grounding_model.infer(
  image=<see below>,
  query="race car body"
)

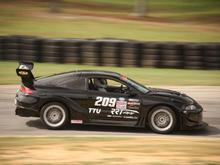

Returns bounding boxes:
[15,62,207,134]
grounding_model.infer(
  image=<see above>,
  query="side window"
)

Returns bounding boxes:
[36,73,86,90]
[88,77,130,94]
[107,79,121,87]
[70,77,86,90]
[56,76,86,90]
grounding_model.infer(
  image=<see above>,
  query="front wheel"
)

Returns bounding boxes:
[148,106,176,134]
[40,102,69,130]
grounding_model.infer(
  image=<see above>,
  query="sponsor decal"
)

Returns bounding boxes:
[107,114,137,119]
[111,108,139,115]
[19,65,29,70]
[127,105,139,110]
[107,114,122,118]
[127,102,140,106]
[108,108,139,119]
[18,71,28,76]
[89,108,101,114]
[123,116,138,119]
[118,97,125,101]
[111,108,123,115]
[128,98,139,102]
[71,120,83,124]
[127,99,140,110]
[123,109,139,115]
[116,100,127,110]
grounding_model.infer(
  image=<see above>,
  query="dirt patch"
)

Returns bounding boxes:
[0,136,220,164]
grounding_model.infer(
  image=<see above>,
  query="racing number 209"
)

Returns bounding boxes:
[95,96,116,107]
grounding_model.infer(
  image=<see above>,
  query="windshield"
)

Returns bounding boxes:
[120,75,149,94]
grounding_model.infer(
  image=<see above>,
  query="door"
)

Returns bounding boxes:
[85,77,142,126]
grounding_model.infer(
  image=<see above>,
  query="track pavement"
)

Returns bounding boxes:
[0,85,219,137]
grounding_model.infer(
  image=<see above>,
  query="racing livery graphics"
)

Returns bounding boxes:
[15,62,207,134]
[127,98,140,110]
[89,96,140,120]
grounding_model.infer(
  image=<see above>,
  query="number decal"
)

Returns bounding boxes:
[102,97,109,106]
[109,98,117,107]
[95,96,102,106]
[94,96,116,107]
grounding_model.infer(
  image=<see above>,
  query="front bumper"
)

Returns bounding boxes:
[186,121,208,130]
[181,109,208,130]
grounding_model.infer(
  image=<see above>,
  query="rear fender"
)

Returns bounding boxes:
[39,96,89,121]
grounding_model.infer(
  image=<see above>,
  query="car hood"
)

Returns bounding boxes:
[149,87,181,95]
[148,87,194,104]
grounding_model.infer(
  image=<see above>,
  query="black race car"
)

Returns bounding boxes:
[15,62,207,134]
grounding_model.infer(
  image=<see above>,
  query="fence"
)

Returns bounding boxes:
[0,35,219,69]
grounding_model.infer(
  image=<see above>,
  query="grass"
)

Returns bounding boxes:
[69,0,220,17]
[2,17,220,42]
[0,136,220,164]
[0,0,219,42]
[1,61,220,85]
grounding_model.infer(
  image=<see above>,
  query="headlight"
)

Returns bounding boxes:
[185,105,197,111]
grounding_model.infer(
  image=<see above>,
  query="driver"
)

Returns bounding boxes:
[94,78,107,92]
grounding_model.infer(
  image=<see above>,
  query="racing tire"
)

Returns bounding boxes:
[40,102,69,130]
[148,106,176,134]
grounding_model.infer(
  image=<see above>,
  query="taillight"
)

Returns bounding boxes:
[19,86,33,95]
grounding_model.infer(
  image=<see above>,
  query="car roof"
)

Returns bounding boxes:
[36,70,121,80]
[77,70,120,77]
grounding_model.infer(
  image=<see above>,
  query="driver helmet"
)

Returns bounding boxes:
[94,78,107,89]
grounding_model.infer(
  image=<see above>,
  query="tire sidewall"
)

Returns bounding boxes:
[148,106,176,134]
[40,102,69,130]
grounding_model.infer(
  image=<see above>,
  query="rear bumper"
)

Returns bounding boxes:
[15,92,40,117]
[16,107,39,117]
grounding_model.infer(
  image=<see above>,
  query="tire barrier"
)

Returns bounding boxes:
[0,35,219,69]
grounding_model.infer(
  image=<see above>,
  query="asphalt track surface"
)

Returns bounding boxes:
[0,85,219,137]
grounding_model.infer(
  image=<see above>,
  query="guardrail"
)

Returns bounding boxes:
[0,35,219,69]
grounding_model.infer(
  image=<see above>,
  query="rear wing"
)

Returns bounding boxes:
[16,62,35,89]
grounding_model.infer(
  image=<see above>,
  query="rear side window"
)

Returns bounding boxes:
[35,72,86,90]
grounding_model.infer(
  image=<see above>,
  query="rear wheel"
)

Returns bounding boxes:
[148,106,176,134]
[40,102,69,130]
